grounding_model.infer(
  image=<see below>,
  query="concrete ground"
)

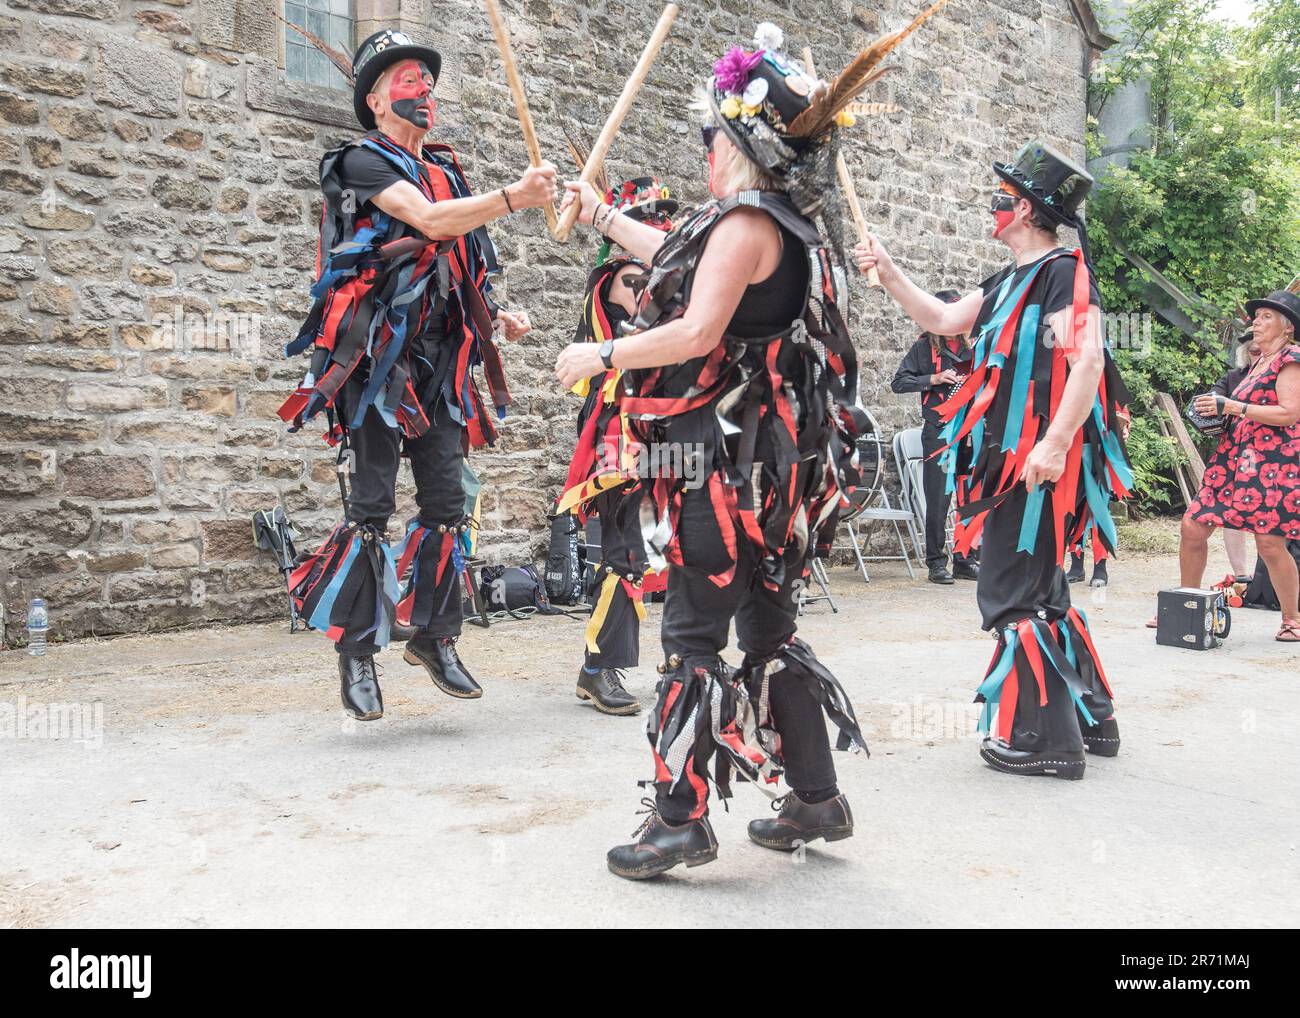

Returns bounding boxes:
[2,528,1296,928]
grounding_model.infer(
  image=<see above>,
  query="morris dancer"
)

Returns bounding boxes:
[856,140,1133,779]
[556,11,947,877]
[278,29,557,719]
[557,176,678,717]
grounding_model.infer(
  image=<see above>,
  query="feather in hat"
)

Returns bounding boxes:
[788,0,949,139]
[274,9,355,84]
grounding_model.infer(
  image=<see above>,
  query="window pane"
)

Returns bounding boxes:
[285,3,304,27]
[306,8,327,38]
[330,0,352,15]
[331,14,350,49]
[304,48,325,87]
[286,43,305,81]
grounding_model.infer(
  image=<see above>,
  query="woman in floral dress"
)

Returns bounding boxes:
[1182,289,1300,641]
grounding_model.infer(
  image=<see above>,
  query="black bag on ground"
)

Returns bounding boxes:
[544,511,586,605]
[479,565,555,616]
[1242,540,1300,611]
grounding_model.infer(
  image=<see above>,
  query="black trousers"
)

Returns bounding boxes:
[334,374,465,654]
[655,489,835,821]
[978,487,1114,753]
[921,419,974,568]
[582,488,642,670]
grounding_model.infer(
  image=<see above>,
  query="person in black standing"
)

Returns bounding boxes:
[890,289,979,583]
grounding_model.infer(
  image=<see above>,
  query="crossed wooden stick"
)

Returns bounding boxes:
[484,0,678,241]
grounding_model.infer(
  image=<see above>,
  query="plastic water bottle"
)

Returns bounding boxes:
[27,598,48,656]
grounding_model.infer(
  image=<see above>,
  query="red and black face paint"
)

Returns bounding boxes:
[388,59,436,130]
[990,184,1020,239]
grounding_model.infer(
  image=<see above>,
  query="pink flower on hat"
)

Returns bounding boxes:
[714,46,765,94]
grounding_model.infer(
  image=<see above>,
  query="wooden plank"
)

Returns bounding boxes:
[1155,411,1193,505]
[1154,391,1205,488]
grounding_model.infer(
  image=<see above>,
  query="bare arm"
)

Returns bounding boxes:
[560,180,667,264]
[1205,362,1300,427]
[599,208,671,264]
[853,234,981,336]
[370,161,557,242]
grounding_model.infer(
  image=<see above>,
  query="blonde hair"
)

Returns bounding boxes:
[1235,339,1255,369]
[691,84,779,196]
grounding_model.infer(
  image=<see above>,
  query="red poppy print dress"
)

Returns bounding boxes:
[1187,345,1300,538]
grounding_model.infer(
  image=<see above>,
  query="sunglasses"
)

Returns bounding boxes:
[701,125,718,150]
[990,192,1018,213]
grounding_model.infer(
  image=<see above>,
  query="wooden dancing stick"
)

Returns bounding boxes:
[484,0,559,235]
[553,3,679,242]
[803,46,880,287]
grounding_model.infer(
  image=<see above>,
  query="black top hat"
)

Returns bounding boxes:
[1244,290,1300,339]
[606,176,679,224]
[351,29,442,130]
[710,47,818,183]
[994,139,1093,229]
[1237,329,1254,344]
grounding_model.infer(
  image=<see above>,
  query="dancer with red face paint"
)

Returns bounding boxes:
[856,141,1133,780]
[279,30,557,720]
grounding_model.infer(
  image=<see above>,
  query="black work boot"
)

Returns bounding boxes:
[404,635,482,699]
[338,654,383,720]
[1082,716,1121,757]
[576,666,641,715]
[928,563,954,585]
[1090,559,1109,587]
[952,557,980,581]
[747,792,854,851]
[1066,554,1086,583]
[607,800,718,880]
[979,738,1085,779]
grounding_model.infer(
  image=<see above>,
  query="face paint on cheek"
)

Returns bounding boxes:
[992,209,1014,239]
[388,60,436,129]
[706,149,717,192]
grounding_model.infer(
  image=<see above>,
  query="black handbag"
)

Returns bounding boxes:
[1185,394,1228,437]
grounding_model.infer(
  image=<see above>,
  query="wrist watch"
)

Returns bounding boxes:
[598,339,615,370]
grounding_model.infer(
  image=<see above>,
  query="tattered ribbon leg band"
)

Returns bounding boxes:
[288,521,399,647]
[394,516,473,632]
[645,638,867,820]
[975,609,1115,747]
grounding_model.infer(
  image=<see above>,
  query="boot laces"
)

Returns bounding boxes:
[605,668,629,694]
[770,792,795,813]
[631,796,661,840]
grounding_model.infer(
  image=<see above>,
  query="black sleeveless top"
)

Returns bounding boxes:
[727,223,808,339]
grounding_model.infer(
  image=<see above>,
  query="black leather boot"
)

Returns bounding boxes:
[979,737,1085,779]
[606,801,718,880]
[928,563,954,584]
[747,792,854,851]
[1082,716,1120,757]
[338,654,383,720]
[404,636,482,699]
[952,558,980,581]
[1089,559,1109,587]
[576,666,640,715]
[1066,554,1085,583]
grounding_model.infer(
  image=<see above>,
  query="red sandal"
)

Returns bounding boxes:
[1277,620,1300,643]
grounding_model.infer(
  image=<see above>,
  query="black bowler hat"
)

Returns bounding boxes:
[1244,290,1300,338]
[351,29,441,130]
[1237,329,1254,344]
[994,139,1093,229]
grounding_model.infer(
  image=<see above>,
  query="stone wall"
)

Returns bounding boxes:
[0,0,1096,643]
